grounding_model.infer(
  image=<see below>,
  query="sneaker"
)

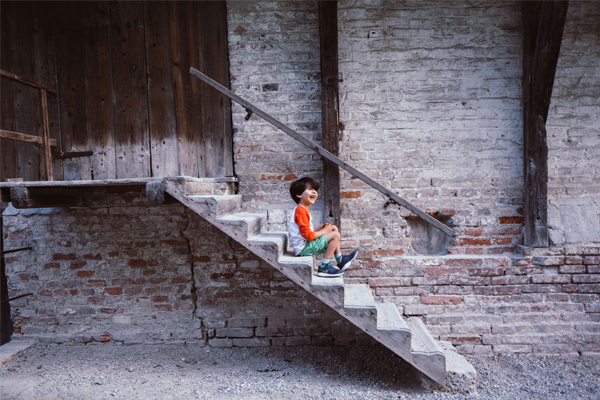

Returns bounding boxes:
[337,250,358,271]
[317,263,344,277]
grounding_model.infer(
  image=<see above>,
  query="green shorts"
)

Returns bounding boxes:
[298,235,329,257]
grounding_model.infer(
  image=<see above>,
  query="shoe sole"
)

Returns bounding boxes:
[317,271,344,277]
[338,252,358,272]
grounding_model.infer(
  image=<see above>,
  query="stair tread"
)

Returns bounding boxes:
[407,317,444,356]
[376,303,410,332]
[312,275,344,287]
[344,284,376,309]
[278,252,313,267]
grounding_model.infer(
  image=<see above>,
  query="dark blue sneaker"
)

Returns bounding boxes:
[317,262,344,277]
[337,250,358,271]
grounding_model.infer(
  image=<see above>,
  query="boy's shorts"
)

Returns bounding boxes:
[298,235,328,257]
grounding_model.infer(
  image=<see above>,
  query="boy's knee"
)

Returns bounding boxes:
[333,231,341,240]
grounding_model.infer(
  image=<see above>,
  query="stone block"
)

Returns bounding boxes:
[233,338,270,347]
[209,338,233,348]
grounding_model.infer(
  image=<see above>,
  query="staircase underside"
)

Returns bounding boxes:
[162,177,477,391]
[1,176,476,391]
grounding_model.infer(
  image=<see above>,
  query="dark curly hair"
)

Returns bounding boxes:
[289,177,320,204]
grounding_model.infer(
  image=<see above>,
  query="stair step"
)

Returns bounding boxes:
[186,195,241,217]
[246,232,287,259]
[407,317,444,356]
[376,303,410,332]
[312,274,344,287]
[218,212,266,238]
[344,284,376,310]
[278,252,314,285]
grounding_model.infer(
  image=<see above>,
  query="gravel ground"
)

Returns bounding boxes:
[1,343,599,399]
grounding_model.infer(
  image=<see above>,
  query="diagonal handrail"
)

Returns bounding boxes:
[190,67,453,237]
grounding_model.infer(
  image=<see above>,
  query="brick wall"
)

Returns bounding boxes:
[546,1,600,244]
[227,1,324,221]
[3,189,362,346]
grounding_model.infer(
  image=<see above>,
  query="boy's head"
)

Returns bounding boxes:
[290,177,320,204]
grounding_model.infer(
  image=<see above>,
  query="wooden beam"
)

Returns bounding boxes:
[0,69,57,94]
[190,67,454,237]
[319,1,341,229]
[40,90,53,181]
[0,129,58,147]
[522,1,568,247]
[10,186,83,209]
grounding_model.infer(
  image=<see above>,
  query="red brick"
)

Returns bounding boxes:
[565,256,583,265]
[194,256,211,262]
[130,278,146,285]
[260,174,283,181]
[18,273,39,280]
[583,256,600,265]
[559,265,586,274]
[83,253,102,260]
[123,249,138,257]
[364,261,381,269]
[171,276,189,284]
[103,287,123,295]
[425,267,464,276]
[81,289,95,296]
[88,297,105,305]
[152,295,169,303]
[88,279,106,286]
[464,228,483,236]
[546,293,569,302]
[468,268,503,277]
[129,259,147,267]
[107,251,119,257]
[111,279,129,286]
[135,241,154,248]
[445,258,482,267]
[493,237,512,245]
[284,174,297,181]
[447,336,481,344]
[589,265,600,274]
[69,261,87,270]
[340,191,361,198]
[124,287,142,295]
[421,295,461,305]
[143,269,157,276]
[562,284,578,293]
[161,240,188,247]
[69,290,78,296]
[465,248,484,255]
[491,275,530,285]
[77,270,95,278]
[149,277,168,284]
[151,304,172,311]
[174,302,192,310]
[499,216,524,224]
[368,278,411,287]
[53,289,68,296]
[44,263,60,269]
[487,227,522,235]
[53,253,76,261]
[493,286,521,295]
[531,275,572,284]
[148,260,159,267]
[572,275,600,283]
[372,249,404,256]
[455,238,491,246]
[115,241,134,248]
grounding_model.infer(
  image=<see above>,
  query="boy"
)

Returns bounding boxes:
[288,177,358,277]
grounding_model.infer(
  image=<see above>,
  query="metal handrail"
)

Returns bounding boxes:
[190,67,453,237]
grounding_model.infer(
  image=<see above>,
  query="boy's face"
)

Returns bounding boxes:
[297,186,318,206]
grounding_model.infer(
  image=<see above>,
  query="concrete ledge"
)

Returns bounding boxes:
[0,340,36,366]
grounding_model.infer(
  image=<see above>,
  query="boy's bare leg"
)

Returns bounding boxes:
[330,225,341,254]
[323,230,340,259]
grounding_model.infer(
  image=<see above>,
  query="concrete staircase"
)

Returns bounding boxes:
[163,177,476,390]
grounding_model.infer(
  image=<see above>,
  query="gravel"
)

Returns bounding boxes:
[1,343,599,399]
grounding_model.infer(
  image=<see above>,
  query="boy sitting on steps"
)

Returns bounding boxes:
[288,177,358,277]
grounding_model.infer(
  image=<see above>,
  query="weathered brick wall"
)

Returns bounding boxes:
[3,189,361,346]
[546,1,600,244]
[361,249,599,356]
[337,0,524,256]
[227,0,324,224]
